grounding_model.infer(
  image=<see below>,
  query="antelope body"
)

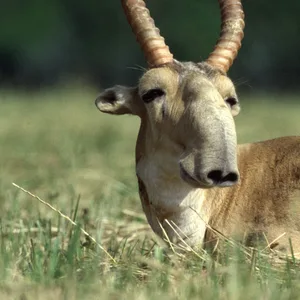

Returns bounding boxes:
[95,0,300,255]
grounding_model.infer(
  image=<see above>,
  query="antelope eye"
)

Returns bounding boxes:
[225,97,238,108]
[142,88,165,103]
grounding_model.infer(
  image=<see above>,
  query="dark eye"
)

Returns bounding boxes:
[225,97,238,108]
[142,88,165,103]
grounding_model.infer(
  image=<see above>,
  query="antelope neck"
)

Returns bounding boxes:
[136,151,213,247]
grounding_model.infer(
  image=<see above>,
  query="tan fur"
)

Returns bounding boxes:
[204,138,300,252]
[95,61,300,255]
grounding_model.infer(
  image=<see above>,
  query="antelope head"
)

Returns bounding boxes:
[96,0,245,189]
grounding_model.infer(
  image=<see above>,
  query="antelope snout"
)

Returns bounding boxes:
[198,168,239,187]
[179,157,239,188]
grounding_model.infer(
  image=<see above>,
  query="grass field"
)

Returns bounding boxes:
[0,87,300,299]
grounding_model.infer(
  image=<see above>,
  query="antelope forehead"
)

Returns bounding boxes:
[212,74,237,99]
[139,67,179,95]
[180,76,219,105]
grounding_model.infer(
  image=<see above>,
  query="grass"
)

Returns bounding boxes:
[0,86,300,299]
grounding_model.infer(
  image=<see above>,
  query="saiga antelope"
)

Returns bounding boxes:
[95,0,300,255]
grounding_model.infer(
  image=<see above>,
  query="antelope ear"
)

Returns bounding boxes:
[95,85,141,115]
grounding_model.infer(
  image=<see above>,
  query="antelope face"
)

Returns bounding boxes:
[95,0,244,189]
[96,61,240,188]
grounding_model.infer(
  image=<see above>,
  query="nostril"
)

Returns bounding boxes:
[206,170,239,185]
[223,172,239,183]
[207,170,223,183]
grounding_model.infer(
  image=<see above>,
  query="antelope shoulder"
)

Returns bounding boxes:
[208,136,300,253]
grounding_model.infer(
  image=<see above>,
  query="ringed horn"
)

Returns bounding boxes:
[121,0,245,72]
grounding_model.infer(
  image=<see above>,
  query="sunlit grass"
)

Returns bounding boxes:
[0,87,300,299]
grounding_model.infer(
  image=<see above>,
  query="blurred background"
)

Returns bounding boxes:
[1,0,300,92]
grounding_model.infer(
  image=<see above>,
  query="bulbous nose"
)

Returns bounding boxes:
[179,160,239,188]
[204,169,239,187]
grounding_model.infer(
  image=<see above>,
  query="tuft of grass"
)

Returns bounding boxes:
[0,87,300,299]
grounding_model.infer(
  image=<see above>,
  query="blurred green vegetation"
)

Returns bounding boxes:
[1,1,300,91]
